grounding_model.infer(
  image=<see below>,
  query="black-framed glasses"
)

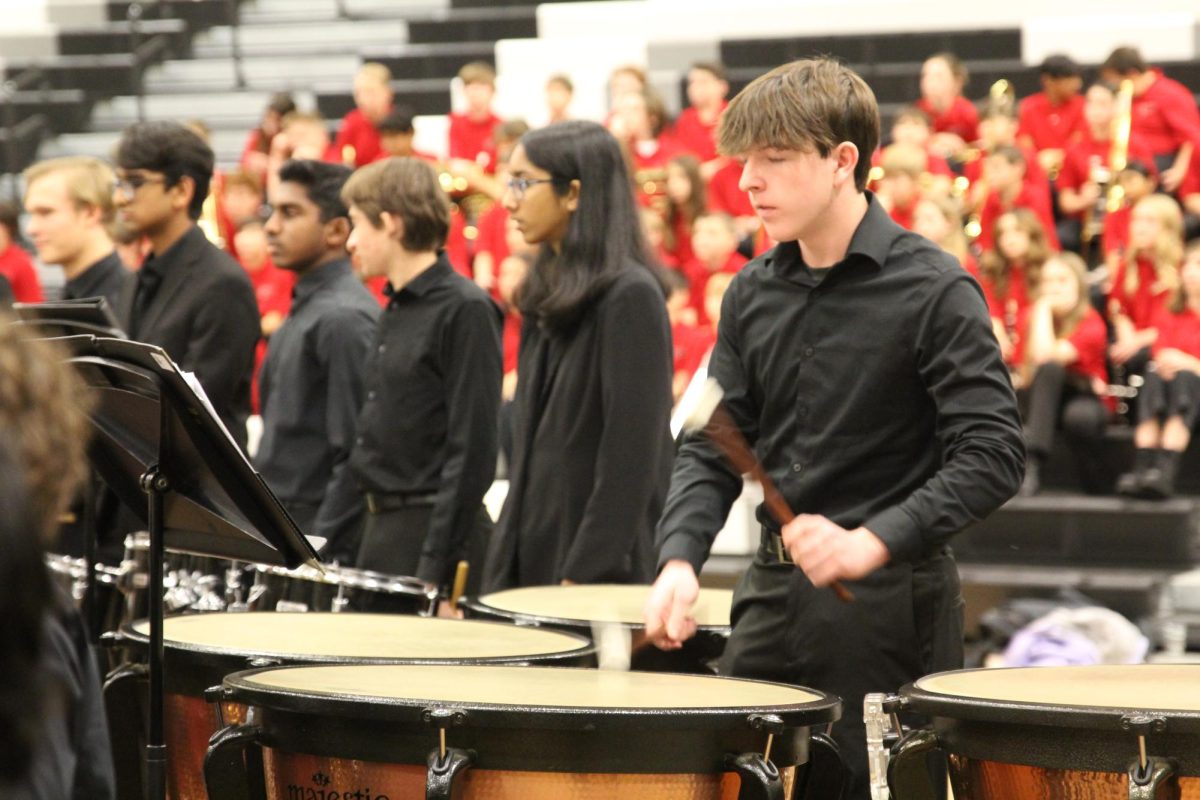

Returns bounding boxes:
[506,176,557,201]
[114,174,168,197]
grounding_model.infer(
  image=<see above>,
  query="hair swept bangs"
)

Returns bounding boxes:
[717,58,880,191]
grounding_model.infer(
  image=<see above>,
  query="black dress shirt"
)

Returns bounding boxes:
[254,258,379,532]
[346,253,502,584]
[116,225,259,450]
[61,252,130,311]
[657,195,1025,570]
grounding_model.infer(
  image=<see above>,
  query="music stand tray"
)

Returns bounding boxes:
[13,296,127,339]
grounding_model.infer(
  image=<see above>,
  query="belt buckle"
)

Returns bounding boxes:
[366,493,378,514]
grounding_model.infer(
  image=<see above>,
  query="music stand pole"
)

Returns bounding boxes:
[141,380,171,800]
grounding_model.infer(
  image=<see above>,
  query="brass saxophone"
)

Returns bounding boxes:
[1082,79,1134,252]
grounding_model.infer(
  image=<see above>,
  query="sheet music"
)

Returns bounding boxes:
[180,368,245,455]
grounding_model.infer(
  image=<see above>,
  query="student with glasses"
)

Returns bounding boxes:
[112,120,260,451]
[481,120,674,591]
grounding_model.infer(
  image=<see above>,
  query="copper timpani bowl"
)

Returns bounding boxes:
[887,664,1200,800]
[464,584,734,673]
[107,612,594,800]
[205,663,844,799]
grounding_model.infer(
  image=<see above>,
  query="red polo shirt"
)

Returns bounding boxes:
[333,108,385,167]
[977,183,1060,253]
[1110,254,1170,329]
[1017,92,1085,152]
[1153,305,1200,358]
[1131,70,1200,157]
[448,111,502,174]
[0,244,43,303]
[707,160,754,217]
[683,250,747,323]
[672,102,725,163]
[917,96,979,143]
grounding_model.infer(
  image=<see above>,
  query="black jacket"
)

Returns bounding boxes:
[116,226,259,450]
[483,265,674,590]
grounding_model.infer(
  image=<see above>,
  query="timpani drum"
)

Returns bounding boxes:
[106,613,594,800]
[885,665,1200,799]
[205,663,843,799]
[464,584,734,673]
[246,562,439,614]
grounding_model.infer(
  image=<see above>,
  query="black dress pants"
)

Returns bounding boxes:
[356,503,491,597]
[720,533,964,800]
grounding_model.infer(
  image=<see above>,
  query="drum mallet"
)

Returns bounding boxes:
[681,377,854,603]
[448,560,470,613]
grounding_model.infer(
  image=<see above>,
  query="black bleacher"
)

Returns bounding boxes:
[406,6,538,45]
[59,18,190,57]
[105,0,237,31]
[721,28,1023,69]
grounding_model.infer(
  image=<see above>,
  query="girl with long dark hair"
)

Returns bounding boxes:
[482,120,674,590]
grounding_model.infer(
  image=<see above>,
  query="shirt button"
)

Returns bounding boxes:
[367,391,376,400]
[378,344,386,354]
[804,347,814,357]
[356,436,364,445]
[792,463,804,473]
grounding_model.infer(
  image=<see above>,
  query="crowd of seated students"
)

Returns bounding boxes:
[871,45,1200,499]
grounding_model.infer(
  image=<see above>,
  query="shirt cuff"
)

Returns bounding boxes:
[862,505,924,563]
[656,532,708,575]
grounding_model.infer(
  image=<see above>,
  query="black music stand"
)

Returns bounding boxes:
[12,299,124,640]
[61,335,321,800]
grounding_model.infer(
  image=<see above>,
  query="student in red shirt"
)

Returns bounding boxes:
[672,62,731,180]
[663,154,706,266]
[265,112,339,196]
[496,251,531,404]
[876,143,927,230]
[240,92,297,183]
[663,269,715,402]
[606,64,648,119]
[1017,54,1085,178]
[333,63,393,168]
[976,145,1061,253]
[980,208,1052,363]
[610,88,677,211]
[0,203,43,303]
[1100,46,1200,194]
[1108,193,1184,374]
[1116,240,1200,498]
[1059,82,1159,254]
[448,61,503,176]
[913,195,979,278]
[917,52,979,160]
[544,74,573,126]
[1016,251,1111,495]
[966,100,1051,202]
[234,218,293,413]
[681,211,747,323]
[472,121,535,295]
[885,106,956,178]
[1101,160,1158,263]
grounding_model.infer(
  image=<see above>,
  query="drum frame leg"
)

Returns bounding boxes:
[425,746,475,800]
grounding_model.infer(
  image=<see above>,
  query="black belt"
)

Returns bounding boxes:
[764,528,794,565]
[365,491,439,514]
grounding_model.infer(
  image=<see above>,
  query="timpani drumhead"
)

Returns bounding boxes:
[129,612,592,662]
[240,663,822,710]
[473,584,732,628]
[913,665,1200,717]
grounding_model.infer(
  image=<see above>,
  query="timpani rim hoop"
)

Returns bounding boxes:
[466,583,733,632]
[904,665,1200,732]
[221,663,841,731]
[120,612,595,666]
[894,664,1200,775]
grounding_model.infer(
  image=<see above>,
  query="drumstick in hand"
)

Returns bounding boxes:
[681,378,854,603]
[449,560,470,612]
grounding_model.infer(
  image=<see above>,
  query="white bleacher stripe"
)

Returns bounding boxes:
[1022,13,1199,66]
